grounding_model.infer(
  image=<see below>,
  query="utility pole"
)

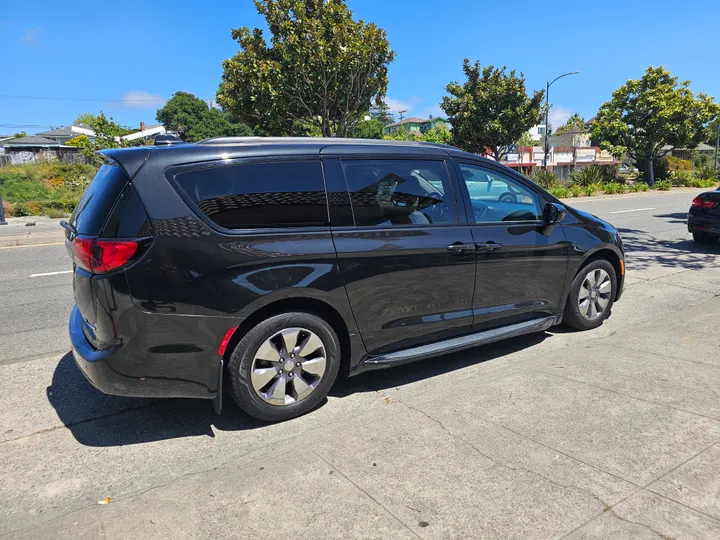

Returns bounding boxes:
[715,121,719,171]
[543,71,580,169]
[398,109,408,136]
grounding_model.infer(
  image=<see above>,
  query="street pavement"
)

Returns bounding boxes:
[1,189,719,539]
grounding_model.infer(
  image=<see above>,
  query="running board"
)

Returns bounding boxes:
[363,316,555,368]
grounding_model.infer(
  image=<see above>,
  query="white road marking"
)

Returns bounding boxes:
[31,270,73,277]
[608,207,656,214]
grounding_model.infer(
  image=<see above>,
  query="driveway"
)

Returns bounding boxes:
[1,189,719,539]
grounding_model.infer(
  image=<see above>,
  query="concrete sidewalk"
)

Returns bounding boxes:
[2,297,719,539]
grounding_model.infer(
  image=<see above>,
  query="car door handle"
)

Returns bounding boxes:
[447,243,476,253]
[476,242,503,252]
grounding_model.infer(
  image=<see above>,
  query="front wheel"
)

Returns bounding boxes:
[563,260,617,330]
[228,312,341,422]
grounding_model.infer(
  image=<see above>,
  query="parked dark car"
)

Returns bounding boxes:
[64,138,625,421]
[688,188,720,244]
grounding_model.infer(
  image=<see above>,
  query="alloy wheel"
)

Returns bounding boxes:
[250,327,327,406]
[578,268,612,321]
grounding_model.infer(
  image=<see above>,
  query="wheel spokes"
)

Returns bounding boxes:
[596,296,610,310]
[598,279,612,294]
[255,340,281,362]
[301,357,326,377]
[251,367,278,391]
[292,375,312,399]
[266,376,287,403]
[587,299,597,319]
[298,332,323,357]
[579,285,590,300]
[280,329,301,353]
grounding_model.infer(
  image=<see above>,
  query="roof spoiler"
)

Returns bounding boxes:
[154,134,185,146]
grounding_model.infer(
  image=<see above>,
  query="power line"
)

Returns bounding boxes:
[0,94,165,102]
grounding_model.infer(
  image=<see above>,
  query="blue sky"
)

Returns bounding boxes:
[2,0,719,134]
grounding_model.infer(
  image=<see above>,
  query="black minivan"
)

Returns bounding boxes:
[65,138,624,421]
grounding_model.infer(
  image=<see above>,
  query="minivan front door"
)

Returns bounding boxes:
[454,161,569,331]
[326,157,476,356]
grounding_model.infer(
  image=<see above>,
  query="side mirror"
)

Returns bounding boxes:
[543,202,566,225]
[541,203,566,235]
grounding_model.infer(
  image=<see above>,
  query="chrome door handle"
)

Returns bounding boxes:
[447,243,476,253]
[476,242,503,252]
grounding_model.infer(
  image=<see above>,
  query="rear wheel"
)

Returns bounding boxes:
[228,312,340,422]
[563,259,617,330]
[693,231,718,244]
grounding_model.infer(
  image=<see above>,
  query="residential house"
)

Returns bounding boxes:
[0,135,82,165]
[384,116,448,135]
[35,123,95,144]
[547,127,591,149]
[660,142,716,161]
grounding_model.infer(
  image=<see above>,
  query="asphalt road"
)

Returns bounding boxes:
[1,189,719,539]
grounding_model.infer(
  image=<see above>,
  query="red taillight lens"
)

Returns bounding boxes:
[692,196,716,209]
[69,237,140,274]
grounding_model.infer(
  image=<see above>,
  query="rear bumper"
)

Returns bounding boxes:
[688,214,720,235]
[69,304,214,399]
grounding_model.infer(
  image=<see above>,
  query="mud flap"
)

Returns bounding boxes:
[212,358,223,415]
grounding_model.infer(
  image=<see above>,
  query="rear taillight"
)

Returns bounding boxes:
[69,237,141,274]
[692,196,716,209]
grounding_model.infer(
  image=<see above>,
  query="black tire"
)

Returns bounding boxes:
[693,232,718,244]
[228,311,340,422]
[563,259,617,330]
[499,192,517,203]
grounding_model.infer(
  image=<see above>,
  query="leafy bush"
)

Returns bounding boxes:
[570,187,583,198]
[602,182,627,194]
[529,168,560,189]
[666,155,692,172]
[583,184,601,197]
[569,165,617,187]
[695,164,718,182]
[655,180,672,191]
[630,182,649,192]
[548,186,570,198]
[689,178,719,188]
[2,199,16,217]
[670,170,693,187]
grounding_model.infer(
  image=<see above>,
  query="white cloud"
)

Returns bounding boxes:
[121,90,166,110]
[22,26,41,45]
[548,106,574,131]
[385,96,423,116]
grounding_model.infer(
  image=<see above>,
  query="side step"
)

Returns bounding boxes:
[364,316,555,368]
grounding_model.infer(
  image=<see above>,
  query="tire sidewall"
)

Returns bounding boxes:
[564,259,617,330]
[229,312,340,422]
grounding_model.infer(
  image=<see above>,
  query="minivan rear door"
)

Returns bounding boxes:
[323,153,476,356]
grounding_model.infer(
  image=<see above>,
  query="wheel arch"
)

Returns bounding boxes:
[575,246,624,300]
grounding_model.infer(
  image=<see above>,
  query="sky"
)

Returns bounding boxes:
[1,0,719,134]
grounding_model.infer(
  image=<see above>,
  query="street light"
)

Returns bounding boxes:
[543,70,580,169]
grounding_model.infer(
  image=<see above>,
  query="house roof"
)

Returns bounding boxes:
[3,135,64,147]
[389,117,429,127]
[661,142,716,152]
[35,124,94,137]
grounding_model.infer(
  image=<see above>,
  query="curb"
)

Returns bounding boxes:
[559,187,705,203]
[0,230,66,248]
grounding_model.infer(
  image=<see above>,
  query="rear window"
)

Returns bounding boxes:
[69,163,129,236]
[174,160,328,229]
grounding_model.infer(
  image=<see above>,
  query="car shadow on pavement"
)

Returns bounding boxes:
[618,226,720,272]
[49,332,550,447]
[653,212,691,225]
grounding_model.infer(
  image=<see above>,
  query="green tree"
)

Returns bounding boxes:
[555,112,586,134]
[65,112,130,165]
[423,121,452,144]
[13,131,26,138]
[348,117,384,139]
[156,91,209,140]
[156,91,252,142]
[441,59,544,161]
[74,113,98,126]
[217,0,395,137]
[370,100,394,126]
[592,66,719,185]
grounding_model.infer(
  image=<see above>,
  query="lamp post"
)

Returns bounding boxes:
[543,70,580,169]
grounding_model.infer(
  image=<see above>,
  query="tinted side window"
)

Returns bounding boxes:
[70,163,129,235]
[341,159,457,227]
[458,163,541,223]
[175,161,328,229]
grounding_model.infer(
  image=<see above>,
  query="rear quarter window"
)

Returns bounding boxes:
[70,163,130,236]
[174,160,328,229]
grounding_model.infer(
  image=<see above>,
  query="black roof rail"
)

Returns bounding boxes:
[154,134,185,146]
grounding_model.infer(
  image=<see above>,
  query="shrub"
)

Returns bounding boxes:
[666,155,692,172]
[636,157,670,183]
[583,184,601,197]
[670,170,693,187]
[2,199,16,217]
[688,179,704,188]
[602,182,622,194]
[44,208,69,219]
[529,168,560,189]
[695,164,718,182]
[630,182,649,192]
[655,180,672,191]
[699,179,719,188]
[570,187,583,198]
[548,186,570,198]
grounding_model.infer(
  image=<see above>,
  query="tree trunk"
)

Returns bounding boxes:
[646,156,655,186]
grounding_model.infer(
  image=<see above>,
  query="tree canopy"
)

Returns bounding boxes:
[555,112,586,134]
[591,66,719,184]
[441,59,544,160]
[156,91,253,142]
[217,0,395,137]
